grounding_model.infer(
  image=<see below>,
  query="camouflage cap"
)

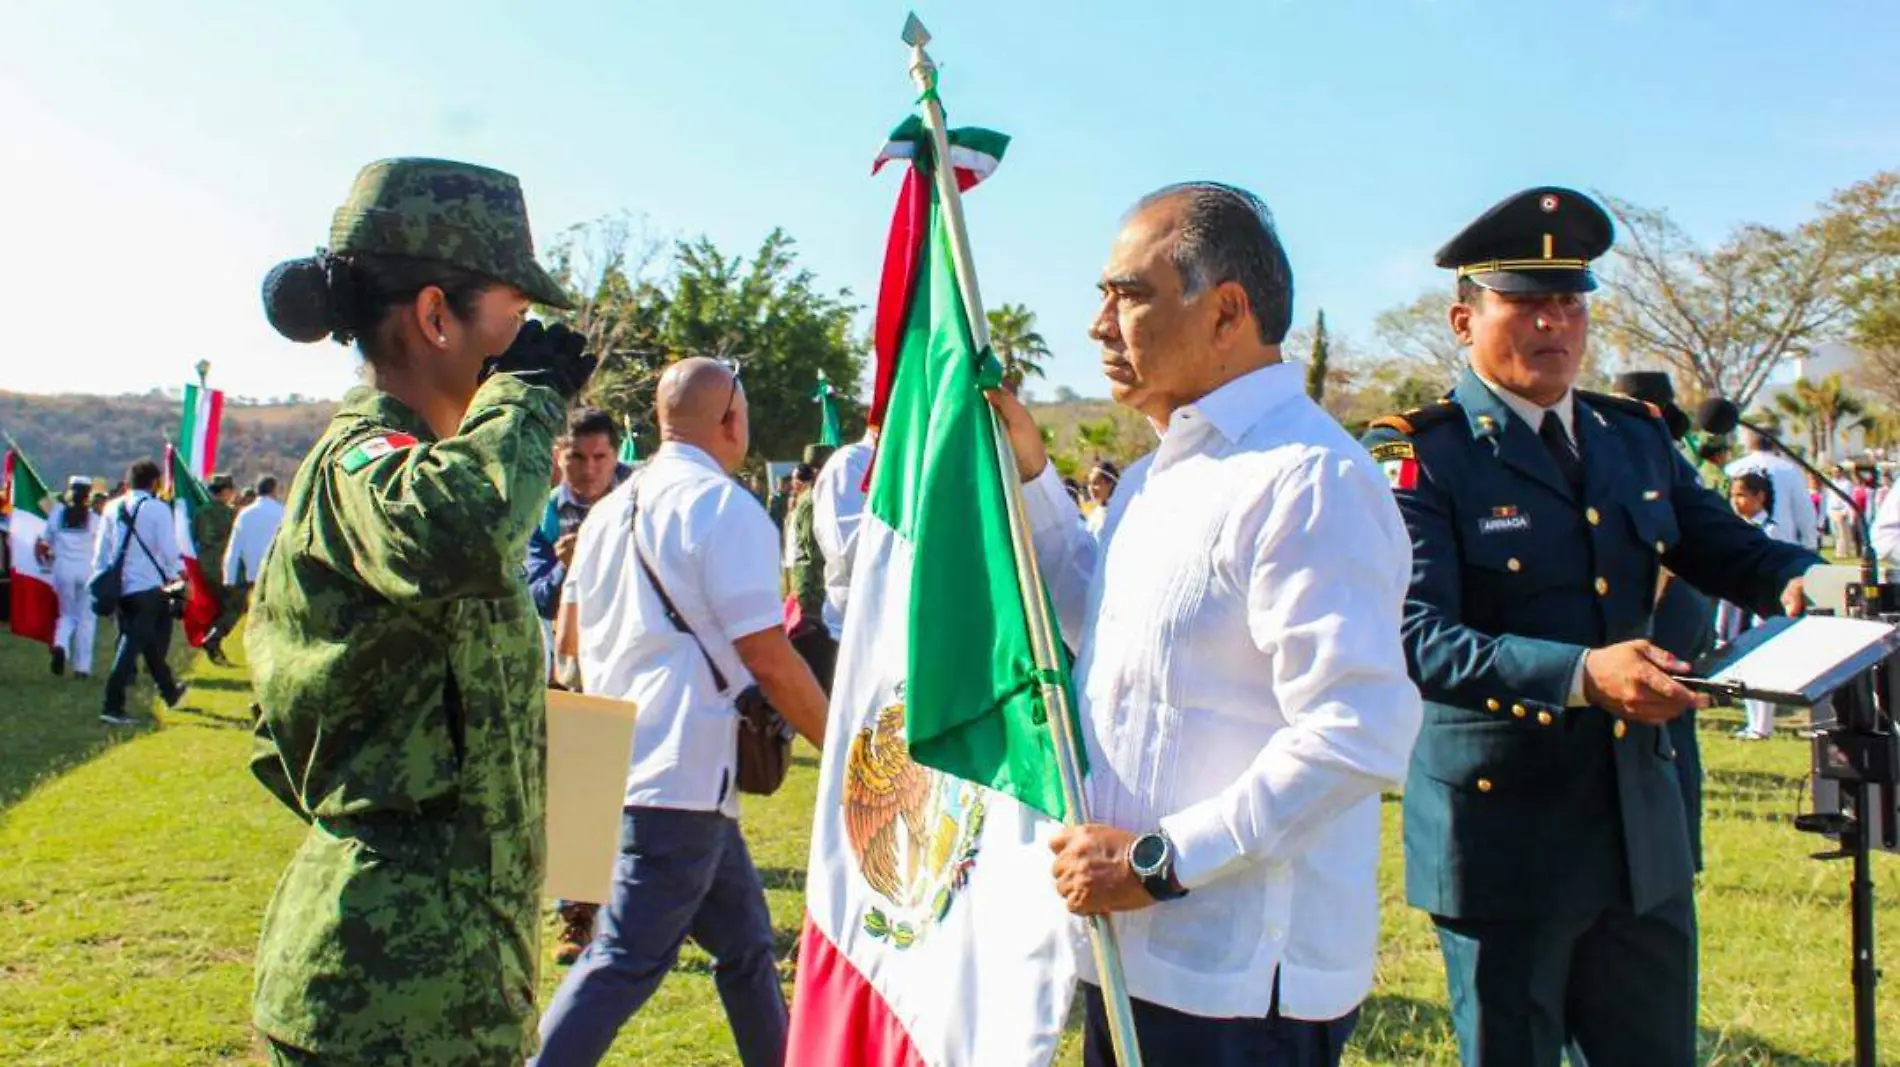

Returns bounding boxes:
[329,158,574,309]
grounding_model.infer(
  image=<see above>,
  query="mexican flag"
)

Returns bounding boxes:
[786,118,1078,1067]
[2,448,58,644]
[814,370,844,449]
[163,444,221,647]
[618,419,638,465]
[178,381,224,480]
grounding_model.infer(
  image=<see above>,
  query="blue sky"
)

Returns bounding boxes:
[3,0,1896,404]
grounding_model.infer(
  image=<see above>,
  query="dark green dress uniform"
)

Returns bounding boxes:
[1362,187,1821,1067]
[246,158,575,1067]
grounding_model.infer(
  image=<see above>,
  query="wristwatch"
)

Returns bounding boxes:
[1128,829,1189,902]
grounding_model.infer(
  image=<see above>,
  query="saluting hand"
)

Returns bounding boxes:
[1582,639,1707,726]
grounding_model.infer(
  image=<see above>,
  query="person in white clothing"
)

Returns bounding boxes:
[224,475,285,588]
[1717,471,1796,739]
[37,477,100,678]
[533,357,828,1067]
[988,183,1422,1067]
[810,432,875,641]
[91,459,187,725]
[1081,459,1120,536]
[1725,429,1819,551]
[1874,470,1900,566]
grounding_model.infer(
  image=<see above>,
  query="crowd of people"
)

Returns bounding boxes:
[25,464,282,724]
[97,150,1886,1067]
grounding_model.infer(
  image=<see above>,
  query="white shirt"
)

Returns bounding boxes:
[224,496,285,586]
[567,442,784,817]
[1873,479,1900,566]
[1475,369,1576,445]
[1726,450,1820,551]
[811,437,875,639]
[90,491,179,596]
[1022,362,1422,1021]
[40,504,100,576]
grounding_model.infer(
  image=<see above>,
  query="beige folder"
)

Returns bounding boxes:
[543,689,640,904]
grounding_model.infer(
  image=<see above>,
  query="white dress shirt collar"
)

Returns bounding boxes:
[1160,362,1306,447]
[653,440,727,475]
[1473,369,1575,443]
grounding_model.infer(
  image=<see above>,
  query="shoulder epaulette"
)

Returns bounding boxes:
[1369,399,1463,437]
[1578,390,1662,421]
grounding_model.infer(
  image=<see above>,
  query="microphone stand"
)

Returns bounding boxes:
[1738,419,1898,1067]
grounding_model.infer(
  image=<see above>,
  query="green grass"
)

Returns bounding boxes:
[0,632,1894,1065]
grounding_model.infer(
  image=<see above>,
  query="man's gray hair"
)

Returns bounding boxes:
[1133,182,1295,345]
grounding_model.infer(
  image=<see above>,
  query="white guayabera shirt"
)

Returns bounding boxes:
[1021,361,1423,1022]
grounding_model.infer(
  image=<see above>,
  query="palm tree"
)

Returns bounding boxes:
[1774,374,1866,460]
[987,303,1052,391]
[1074,418,1118,461]
[1854,405,1900,454]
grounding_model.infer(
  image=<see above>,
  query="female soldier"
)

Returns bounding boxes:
[247,158,594,1067]
[37,476,99,677]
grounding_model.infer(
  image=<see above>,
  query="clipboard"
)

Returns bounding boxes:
[1677,614,1900,707]
[544,689,640,904]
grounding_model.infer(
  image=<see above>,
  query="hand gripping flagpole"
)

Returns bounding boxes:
[902,16,1145,1067]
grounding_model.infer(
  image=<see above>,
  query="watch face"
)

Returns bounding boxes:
[1131,833,1167,874]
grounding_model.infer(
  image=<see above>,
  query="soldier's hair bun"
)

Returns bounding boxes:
[262,253,362,345]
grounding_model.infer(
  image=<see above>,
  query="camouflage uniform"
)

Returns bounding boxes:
[246,158,572,1067]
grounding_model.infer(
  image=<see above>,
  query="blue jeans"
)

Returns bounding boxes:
[1083,975,1359,1067]
[532,806,786,1067]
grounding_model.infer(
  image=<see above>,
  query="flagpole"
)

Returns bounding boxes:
[902,17,1145,1067]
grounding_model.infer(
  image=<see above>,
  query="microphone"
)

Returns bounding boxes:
[1697,395,1877,590]
[1694,397,1741,437]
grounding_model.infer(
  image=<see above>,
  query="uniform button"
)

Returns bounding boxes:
[1655,541,1667,554]
[1595,577,1609,596]
[1614,720,1629,740]
[1507,558,1522,572]
[1485,698,1501,712]
[1586,507,1601,526]
[1511,703,1527,719]
[1537,710,1554,726]
[1477,778,1494,793]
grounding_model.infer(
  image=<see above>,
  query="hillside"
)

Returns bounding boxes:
[0,391,336,489]
[0,385,1141,491]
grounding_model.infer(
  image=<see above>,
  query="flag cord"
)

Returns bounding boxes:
[906,24,1146,1067]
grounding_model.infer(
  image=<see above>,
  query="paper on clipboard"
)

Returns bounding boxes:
[544,689,639,905]
[1706,615,1896,698]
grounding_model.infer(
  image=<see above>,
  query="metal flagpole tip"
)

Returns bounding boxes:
[901,13,930,48]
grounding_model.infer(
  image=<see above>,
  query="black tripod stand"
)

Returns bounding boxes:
[1794,579,1898,1067]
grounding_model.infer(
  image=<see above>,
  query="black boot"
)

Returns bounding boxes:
[51,646,66,676]
[203,630,233,668]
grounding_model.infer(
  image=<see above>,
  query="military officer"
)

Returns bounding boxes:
[195,472,238,665]
[1362,187,1821,1066]
[246,158,595,1067]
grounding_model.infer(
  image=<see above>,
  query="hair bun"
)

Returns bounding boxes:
[261,256,337,343]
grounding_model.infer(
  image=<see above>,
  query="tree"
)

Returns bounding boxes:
[1854,405,1900,454]
[541,213,671,445]
[986,303,1052,391]
[1772,373,1865,460]
[1305,310,1330,402]
[1372,290,1466,389]
[1835,172,1900,409]
[660,230,866,463]
[1595,189,1865,408]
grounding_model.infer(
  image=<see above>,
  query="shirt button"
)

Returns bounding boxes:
[1267,926,1285,941]
[1586,507,1601,526]
[1507,558,1522,572]
[1595,577,1610,596]
[1511,703,1528,719]
[1485,698,1501,712]
[1537,710,1555,726]
[1476,777,1494,793]
[1614,720,1629,740]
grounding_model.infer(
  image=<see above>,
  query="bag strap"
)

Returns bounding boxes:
[627,476,732,695]
[121,498,165,576]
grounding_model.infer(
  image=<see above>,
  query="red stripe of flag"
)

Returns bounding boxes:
[786,915,929,1067]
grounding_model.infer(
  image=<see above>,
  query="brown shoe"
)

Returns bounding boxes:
[554,902,598,966]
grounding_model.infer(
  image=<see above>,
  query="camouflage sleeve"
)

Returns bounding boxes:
[248,707,311,823]
[325,373,563,602]
[791,498,825,620]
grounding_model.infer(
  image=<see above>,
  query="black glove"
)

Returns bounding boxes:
[482,320,598,401]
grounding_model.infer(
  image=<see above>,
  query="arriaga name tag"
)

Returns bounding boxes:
[1478,507,1531,535]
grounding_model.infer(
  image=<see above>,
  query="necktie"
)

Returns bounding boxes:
[1539,410,1583,491]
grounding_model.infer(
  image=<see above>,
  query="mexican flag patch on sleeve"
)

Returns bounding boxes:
[338,433,419,474]
[1369,440,1419,492]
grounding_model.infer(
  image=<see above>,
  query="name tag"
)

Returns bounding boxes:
[1478,514,1532,534]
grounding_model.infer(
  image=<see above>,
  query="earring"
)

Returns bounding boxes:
[437,335,447,344]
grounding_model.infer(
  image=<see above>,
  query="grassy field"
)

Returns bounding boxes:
[0,631,1895,1066]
